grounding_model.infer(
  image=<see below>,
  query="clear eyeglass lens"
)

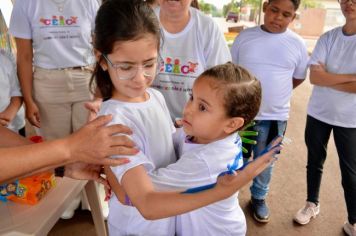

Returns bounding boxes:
[103,54,157,80]
[116,64,156,80]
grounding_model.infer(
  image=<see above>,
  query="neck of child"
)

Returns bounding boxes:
[261,25,286,34]
[343,21,356,36]
[111,91,150,103]
[191,133,232,144]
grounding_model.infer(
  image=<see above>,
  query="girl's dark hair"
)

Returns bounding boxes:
[90,0,161,100]
[199,62,261,129]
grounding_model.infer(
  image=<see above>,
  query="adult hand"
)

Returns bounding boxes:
[64,162,109,188]
[25,100,41,128]
[310,62,326,73]
[85,98,102,122]
[0,112,10,126]
[66,115,139,166]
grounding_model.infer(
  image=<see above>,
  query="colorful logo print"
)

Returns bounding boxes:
[40,16,78,26]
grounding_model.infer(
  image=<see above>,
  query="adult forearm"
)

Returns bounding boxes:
[331,81,356,93]
[310,70,356,87]
[1,97,23,120]
[0,139,71,184]
[15,38,34,104]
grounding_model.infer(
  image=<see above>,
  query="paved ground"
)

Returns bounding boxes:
[48,78,348,236]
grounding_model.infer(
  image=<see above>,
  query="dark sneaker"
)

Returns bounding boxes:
[250,197,270,223]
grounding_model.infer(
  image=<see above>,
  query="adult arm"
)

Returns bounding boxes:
[15,38,41,127]
[309,63,356,86]
[0,115,138,184]
[0,97,23,127]
[330,81,356,93]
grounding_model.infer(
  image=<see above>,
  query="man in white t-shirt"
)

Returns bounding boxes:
[231,0,308,223]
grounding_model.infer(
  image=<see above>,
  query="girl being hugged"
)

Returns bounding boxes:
[91,0,282,235]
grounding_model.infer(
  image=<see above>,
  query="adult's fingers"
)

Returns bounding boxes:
[89,115,113,128]
[98,157,131,167]
[106,146,139,157]
[0,119,9,126]
[109,135,136,148]
[29,115,41,128]
[106,123,133,136]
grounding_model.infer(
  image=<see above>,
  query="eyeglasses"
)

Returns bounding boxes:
[102,54,157,80]
[338,0,356,4]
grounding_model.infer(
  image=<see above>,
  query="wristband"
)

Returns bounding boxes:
[54,166,65,177]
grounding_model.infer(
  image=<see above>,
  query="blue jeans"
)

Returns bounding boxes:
[243,120,287,200]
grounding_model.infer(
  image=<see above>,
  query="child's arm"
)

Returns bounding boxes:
[0,97,23,127]
[106,139,282,220]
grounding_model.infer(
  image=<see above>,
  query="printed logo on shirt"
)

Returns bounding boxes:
[160,57,199,76]
[39,16,78,26]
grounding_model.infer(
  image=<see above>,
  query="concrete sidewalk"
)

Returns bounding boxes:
[49,81,348,236]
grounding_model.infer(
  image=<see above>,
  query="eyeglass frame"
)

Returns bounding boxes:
[102,54,159,80]
[338,0,356,4]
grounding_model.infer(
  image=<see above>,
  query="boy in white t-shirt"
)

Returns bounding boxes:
[0,49,25,135]
[231,0,308,223]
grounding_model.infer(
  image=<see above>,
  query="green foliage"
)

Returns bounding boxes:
[199,0,222,17]
[223,1,240,17]
[300,0,322,9]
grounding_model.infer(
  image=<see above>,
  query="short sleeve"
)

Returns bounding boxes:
[9,0,32,39]
[293,40,309,79]
[308,34,328,66]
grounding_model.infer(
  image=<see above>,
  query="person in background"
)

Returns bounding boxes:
[0,49,25,136]
[9,0,100,219]
[191,0,199,9]
[0,115,137,184]
[293,0,356,234]
[231,0,308,223]
[152,0,231,122]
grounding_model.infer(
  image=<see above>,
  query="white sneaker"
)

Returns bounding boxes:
[294,201,320,225]
[344,222,356,236]
[61,197,81,220]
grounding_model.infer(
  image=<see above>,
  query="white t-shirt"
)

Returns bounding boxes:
[9,0,98,69]
[0,49,25,132]
[150,129,246,236]
[307,27,356,128]
[231,26,308,121]
[98,88,177,236]
[152,7,231,120]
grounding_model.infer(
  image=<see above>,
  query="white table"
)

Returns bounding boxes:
[0,177,107,236]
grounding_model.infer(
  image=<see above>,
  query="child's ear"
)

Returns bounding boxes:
[224,117,245,134]
[262,2,268,13]
[94,49,108,71]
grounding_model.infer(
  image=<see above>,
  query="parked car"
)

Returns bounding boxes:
[226,12,239,23]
